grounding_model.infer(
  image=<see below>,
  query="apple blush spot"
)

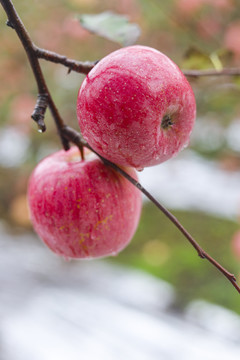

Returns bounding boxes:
[77,45,196,169]
[27,147,142,259]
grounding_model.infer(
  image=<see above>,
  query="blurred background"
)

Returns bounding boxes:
[1,0,240,358]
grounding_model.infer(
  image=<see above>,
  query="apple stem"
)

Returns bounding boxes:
[78,144,85,161]
[1,0,240,295]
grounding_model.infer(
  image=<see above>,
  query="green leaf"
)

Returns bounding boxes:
[78,11,141,46]
[181,47,213,70]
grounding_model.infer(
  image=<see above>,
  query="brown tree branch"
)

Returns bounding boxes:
[34,46,96,74]
[1,0,240,294]
[34,47,240,78]
[31,93,48,132]
[62,126,240,294]
[35,51,240,78]
[183,68,240,77]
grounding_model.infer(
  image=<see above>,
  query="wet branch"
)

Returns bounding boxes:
[1,0,240,294]
[183,68,240,77]
[34,46,96,74]
[31,93,48,132]
[62,126,240,294]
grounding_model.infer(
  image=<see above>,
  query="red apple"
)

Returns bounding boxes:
[27,147,142,259]
[77,45,196,169]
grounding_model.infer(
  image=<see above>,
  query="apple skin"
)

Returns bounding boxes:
[27,147,142,259]
[77,45,196,169]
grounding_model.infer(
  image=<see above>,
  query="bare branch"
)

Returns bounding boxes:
[183,68,240,77]
[34,46,96,74]
[62,126,240,294]
[31,93,48,132]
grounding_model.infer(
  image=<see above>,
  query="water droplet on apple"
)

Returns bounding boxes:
[182,139,190,150]
[114,141,120,149]
[154,153,160,160]
[110,250,118,257]
[37,128,43,133]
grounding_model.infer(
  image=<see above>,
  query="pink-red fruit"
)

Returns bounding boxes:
[28,147,142,259]
[77,45,196,169]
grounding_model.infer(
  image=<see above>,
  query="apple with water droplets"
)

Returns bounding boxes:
[27,147,142,259]
[77,45,196,169]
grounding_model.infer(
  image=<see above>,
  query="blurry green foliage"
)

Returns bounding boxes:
[79,11,141,46]
[181,47,214,70]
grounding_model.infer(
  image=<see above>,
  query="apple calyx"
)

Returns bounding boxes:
[161,114,174,130]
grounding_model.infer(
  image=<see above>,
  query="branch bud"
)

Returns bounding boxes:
[31,93,48,132]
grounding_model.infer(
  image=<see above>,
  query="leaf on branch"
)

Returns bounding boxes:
[181,47,214,70]
[78,11,141,46]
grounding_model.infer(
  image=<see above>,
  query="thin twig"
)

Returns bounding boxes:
[34,46,95,74]
[1,0,240,294]
[31,93,48,132]
[34,47,240,78]
[62,126,240,294]
[183,68,240,77]
[34,48,240,79]
[34,46,240,78]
